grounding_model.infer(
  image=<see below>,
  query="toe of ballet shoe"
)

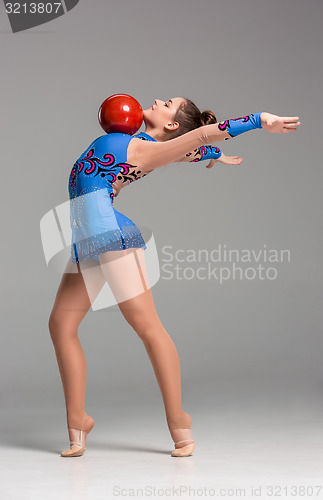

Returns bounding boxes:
[171,443,195,457]
[61,446,86,457]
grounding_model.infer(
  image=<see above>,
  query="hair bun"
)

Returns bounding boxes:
[201,110,217,126]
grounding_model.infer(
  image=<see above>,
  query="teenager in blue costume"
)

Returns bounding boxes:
[48,97,300,457]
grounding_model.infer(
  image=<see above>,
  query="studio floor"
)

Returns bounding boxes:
[1,400,323,500]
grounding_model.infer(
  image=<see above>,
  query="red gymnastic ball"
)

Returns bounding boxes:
[98,94,143,135]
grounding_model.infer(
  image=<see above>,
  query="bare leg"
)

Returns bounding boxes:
[48,257,106,431]
[98,248,193,448]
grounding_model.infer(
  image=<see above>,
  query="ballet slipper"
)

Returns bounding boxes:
[170,428,195,457]
[61,418,94,457]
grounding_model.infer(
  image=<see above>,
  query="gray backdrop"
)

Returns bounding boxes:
[0,0,322,490]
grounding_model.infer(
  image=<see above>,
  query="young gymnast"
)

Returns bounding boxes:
[48,97,300,457]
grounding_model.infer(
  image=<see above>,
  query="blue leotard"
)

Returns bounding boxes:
[68,131,156,264]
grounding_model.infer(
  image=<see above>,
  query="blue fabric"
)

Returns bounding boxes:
[185,144,222,162]
[199,145,222,160]
[221,112,263,138]
[68,131,156,264]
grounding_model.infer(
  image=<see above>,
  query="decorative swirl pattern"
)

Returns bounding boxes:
[185,145,221,162]
[115,163,147,184]
[68,132,153,200]
[69,149,116,193]
[218,115,254,139]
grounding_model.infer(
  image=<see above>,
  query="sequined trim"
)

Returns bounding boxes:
[71,224,147,263]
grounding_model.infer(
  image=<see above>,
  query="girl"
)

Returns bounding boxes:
[48,97,300,457]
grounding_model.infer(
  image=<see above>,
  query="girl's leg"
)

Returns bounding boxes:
[48,257,106,430]
[98,248,193,447]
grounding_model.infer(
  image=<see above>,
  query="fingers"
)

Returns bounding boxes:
[206,156,243,168]
[225,158,243,165]
[283,118,301,125]
[281,117,299,122]
[285,116,300,121]
[283,123,300,132]
[284,121,300,126]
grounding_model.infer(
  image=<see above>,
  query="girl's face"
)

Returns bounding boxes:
[143,97,186,135]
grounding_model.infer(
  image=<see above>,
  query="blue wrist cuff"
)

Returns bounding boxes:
[220,112,263,138]
[199,145,222,160]
[187,145,222,162]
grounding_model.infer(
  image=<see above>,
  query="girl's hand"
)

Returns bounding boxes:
[206,153,243,168]
[260,112,301,134]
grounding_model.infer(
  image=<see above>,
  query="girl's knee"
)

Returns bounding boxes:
[48,313,57,334]
[48,313,79,341]
[130,316,163,341]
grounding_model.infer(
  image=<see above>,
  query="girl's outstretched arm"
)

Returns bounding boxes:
[133,112,300,170]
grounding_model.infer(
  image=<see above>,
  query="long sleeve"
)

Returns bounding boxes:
[134,112,263,170]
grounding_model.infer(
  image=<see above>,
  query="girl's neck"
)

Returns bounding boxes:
[144,127,166,142]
